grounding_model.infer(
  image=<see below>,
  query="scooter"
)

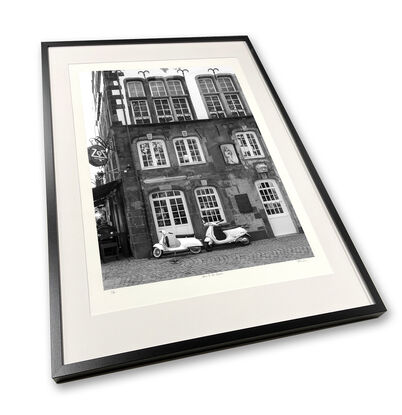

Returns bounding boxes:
[152,230,203,258]
[203,220,251,251]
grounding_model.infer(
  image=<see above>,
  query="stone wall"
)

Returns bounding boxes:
[112,116,301,258]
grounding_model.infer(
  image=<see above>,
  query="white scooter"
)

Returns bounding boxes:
[152,230,203,258]
[203,220,250,251]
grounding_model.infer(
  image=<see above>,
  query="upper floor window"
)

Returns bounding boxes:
[198,78,217,94]
[137,140,170,169]
[154,99,174,122]
[236,131,264,159]
[172,97,193,121]
[217,76,236,92]
[173,137,205,165]
[127,81,145,98]
[131,100,151,124]
[149,80,167,97]
[204,95,226,118]
[195,187,226,223]
[167,80,184,95]
[225,94,246,116]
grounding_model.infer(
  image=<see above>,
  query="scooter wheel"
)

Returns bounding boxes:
[189,246,202,254]
[152,247,163,258]
[204,243,213,252]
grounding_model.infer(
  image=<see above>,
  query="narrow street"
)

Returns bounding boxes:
[102,234,313,290]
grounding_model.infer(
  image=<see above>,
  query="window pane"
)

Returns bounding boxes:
[172,97,192,121]
[196,187,224,223]
[132,100,150,124]
[167,80,184,95]
[154,99,173,122]
[198,78,216,94]
[138,142,153,167]
[225,94,246,116]
[205,95,226,118]
[149,80,167,97]
[217,76,236,92]
[174,139,187,164]
[138,140,168,168]
[152,141,167,166]
[174,137,203,164]
[127,81,145,97]
[257,181,285,216]
[236,132,263,158]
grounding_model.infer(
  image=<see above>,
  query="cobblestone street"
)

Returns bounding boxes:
[102,234,313,290]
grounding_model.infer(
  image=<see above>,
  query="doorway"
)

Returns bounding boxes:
[256,180,297,236]
[150,190,194,237]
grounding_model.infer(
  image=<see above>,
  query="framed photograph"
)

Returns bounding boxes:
[42,36,386,383]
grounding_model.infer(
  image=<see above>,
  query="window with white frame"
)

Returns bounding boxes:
[154,99,174,122]
[204,95,226,118]
[149,80,167,97]
[225,94,246,116]
[256,180,286,216]
[127,81,145,97]
[198,77,217,94]
[217,76,236,92]
[173,137,205,165]
[172,97,193,121]
[131,100,151,124]
[137,140,169,169]
[236,131,264,158]
[167,79,185,95]
[195,187,226,223]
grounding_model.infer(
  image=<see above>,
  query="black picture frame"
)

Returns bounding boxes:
[42,36,386,383]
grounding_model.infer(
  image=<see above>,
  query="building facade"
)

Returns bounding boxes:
[91,69,302,259]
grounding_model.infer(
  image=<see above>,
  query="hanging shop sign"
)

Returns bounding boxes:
[88,145,109,167]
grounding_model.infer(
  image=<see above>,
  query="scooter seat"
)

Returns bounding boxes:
[166,235,181,248]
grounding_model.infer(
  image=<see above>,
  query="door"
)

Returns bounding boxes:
[150,190,194,237]
[256,180,297,236]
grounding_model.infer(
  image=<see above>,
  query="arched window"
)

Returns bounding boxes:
[127,81,145,97]
[137,140,170,169]
[195,187,226,223]
[235,131,264,159]
[167,79,184,95]
[149,80,167,97]
[217,76,236,92]
[173,137,205,165]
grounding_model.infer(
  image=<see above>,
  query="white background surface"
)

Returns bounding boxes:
[1,1,400,413]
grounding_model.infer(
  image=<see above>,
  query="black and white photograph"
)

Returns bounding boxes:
[82,65,314,290]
